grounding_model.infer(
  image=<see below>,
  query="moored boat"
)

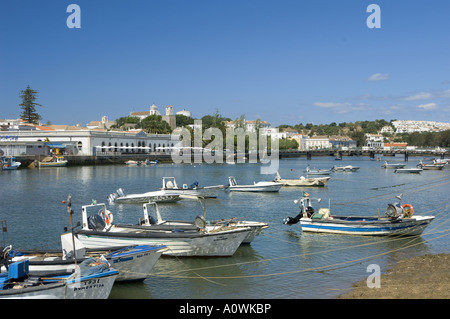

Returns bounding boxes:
[416,160,444,170]
[394,168,423,173]
[274,171,330,187]
[108,188,181,204]
[74,201,251,257]
[283,193,434,236]
[38,156,68,168]
[305,165,332,175]
[227,176,282,192]
[160,177,224,198]
[141,201,268,245]
[381,161,405,169]
[0,253,118,299]
[332,165,360,172]
[1,156,21,170]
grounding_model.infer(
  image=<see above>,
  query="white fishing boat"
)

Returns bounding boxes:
[416,160,444,170]
[283,193,434,236]
[381,161,405,169]
[227,176,282,192]
[38,156,68,168]
[304,165,332,175]
[141,201,268,244]
[394,168,423,174]
[108,188,181,204]
[274,171,330,187]
[1,156,21,170]
[74,202,251,257]
[160,177,224,198]
[0,255,118,299]
[432,158,449,165]
[332,165,360,172]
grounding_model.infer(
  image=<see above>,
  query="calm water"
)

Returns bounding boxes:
[1,156,449,299]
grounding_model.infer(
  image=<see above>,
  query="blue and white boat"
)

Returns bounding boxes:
[0,253,118,299]
[1,157,21,170]
[4,236,167,282]
[284,193,434,236]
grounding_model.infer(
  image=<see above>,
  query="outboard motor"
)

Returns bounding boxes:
[87,214,106,231]
[116,188,125,197]
[283,212,302,225]
[385,194,404,218]
[108,192,118,204]
[190,181,199,189]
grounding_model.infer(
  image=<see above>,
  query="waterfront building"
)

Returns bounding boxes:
[301,135,332,150]
[329,136,357,149]
[0,120,181,157]
[365,133,384,149]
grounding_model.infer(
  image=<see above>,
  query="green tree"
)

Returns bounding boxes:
[138,115,172,134]
[175,114,195,127]
[19,85,42,124]
[112,116,140,129]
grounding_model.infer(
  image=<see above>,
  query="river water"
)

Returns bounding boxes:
[0,156,448,299]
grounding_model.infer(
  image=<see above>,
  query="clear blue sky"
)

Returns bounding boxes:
[1,0,450,127]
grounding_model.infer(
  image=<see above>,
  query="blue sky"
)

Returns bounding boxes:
[1,0,450,127]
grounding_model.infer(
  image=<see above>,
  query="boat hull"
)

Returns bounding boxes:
[76,226,250,257]
[115,193,181,204]
[394,168,422,173]
[38,162,68,167]
[299,215,434,236]
[276,177,330,187]
[0,270,117,299]
[162,186,223,198]
[228,182,282,192]
[7,245,166,282]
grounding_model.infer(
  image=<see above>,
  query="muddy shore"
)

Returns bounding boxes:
[338,253,449,299]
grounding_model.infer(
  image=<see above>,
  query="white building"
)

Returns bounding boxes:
[176,109,192,117]
[0,124,181,156]
[301,136,332,150]
[392,120,450,133]
[365,133,384,149]
[224,120,272,135]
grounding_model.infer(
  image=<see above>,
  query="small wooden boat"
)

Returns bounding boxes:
[381,161,405,169]
[283,193,434,236]
[39,156,68,168]
[0,256,118,299]
[227,176,282,192]
[108,188,181,204]
[274,171,330,187]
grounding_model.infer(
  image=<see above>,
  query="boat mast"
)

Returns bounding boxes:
[66,194,77,264]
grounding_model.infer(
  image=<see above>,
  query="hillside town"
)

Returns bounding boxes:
[1,101,450,159]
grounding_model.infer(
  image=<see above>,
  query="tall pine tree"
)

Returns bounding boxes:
[19,85,42,124]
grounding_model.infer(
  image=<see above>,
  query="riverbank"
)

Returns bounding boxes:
[338,253,450,299]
